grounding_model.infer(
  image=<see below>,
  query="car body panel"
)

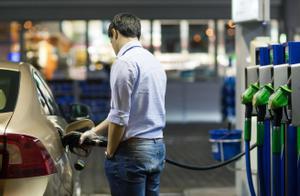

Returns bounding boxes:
[0,62,74,195]
[0,174,71,196]
[0,112,13,134]
[5,63,64,161]
[0,176,48,196]
[0,62,20,72]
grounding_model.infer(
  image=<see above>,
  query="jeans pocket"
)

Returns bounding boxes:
[156,143,166,171]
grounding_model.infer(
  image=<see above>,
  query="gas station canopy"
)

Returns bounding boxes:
[0,0,281,20]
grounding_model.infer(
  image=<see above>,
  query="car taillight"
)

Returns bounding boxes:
[0,133,56,178]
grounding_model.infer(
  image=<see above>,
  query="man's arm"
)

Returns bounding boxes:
[93,119,109,135]
[106,122,125,156]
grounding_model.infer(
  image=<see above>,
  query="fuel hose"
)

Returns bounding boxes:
[165,143,257,170]
[75,134,257,171]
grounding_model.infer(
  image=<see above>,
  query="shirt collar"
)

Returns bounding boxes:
[117,40,142,58]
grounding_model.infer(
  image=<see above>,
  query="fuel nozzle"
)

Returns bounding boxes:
[253,83,274,107]
[268,84,291,126]
[268,84,291,110]
[242,83,260,105]
[253,83,274,122]
[241,82,260,118]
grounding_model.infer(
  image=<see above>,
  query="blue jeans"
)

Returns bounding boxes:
[104,138,166,196]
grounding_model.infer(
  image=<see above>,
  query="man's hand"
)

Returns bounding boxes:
[79,128,98,145]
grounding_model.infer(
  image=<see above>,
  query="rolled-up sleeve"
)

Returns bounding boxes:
[107,59,137,126]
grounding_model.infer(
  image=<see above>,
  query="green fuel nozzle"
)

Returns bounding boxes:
[253,83,274,107]
[241,83,259,142]
[268,84,291,127]
[268,84,291,110]
[241,83,260,105]
[253,83,274,122]
[241,83,259,119]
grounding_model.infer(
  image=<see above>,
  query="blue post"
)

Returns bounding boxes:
[287,125,297,196]
[298,126,300,196]
[298,156,300,196]
[271,44,286,196]
[272,44,285,65]
[288,41,300,65]
[280,124,285,196]
[259,47,271,66]
[288,41,300,196]
[264,120,271,196]
[259,47,271,196]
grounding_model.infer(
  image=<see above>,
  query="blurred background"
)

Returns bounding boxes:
[0,0,300,195]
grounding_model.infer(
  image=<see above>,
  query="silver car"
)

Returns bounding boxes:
[0,62,84,196]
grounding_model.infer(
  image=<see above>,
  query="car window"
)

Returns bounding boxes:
[0,70,20,113]
[36,85,51,115]
[33,72,61,116]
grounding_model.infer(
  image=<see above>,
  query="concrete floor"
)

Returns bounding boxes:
[78,122,236,195]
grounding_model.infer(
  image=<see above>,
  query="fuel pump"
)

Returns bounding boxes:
[289,41,300,196]
[269,84,290,196]
[241,58,260,196]
[252,46,273,196]
[268,44,288,196]
[268,41,300,196]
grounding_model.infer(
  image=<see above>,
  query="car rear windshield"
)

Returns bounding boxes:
[0,70,20,113]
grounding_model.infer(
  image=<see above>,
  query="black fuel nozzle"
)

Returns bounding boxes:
[256,105,267,122]
[272,108,283,127]
[83,136,108,147]
[245,104,253,119]
[62,131,108,157]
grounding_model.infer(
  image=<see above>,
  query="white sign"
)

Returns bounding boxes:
[232,0,269,23]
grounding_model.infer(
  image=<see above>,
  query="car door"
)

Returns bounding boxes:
[32,70,73,195]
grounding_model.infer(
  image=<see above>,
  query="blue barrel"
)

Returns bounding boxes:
[209,129,242,161]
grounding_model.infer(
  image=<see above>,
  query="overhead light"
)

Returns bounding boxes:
[193,34,202,42]
[227,20,236,29]
[24,21,33,30]
[205,28,214,37]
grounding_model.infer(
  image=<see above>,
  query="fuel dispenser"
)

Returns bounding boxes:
[269,41,300,196]
[241,52,260,196]
[252,46,273,196]
[268,44,288,196]
[289,41,300,196]
[248,42,300,196]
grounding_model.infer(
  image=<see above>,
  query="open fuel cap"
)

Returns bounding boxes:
[65,119,95,134]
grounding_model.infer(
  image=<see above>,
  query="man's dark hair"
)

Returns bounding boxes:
[108,13,141,39]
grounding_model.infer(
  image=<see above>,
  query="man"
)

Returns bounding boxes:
[80,13,167,196]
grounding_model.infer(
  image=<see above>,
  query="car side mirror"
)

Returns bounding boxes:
[70,103,91,122]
